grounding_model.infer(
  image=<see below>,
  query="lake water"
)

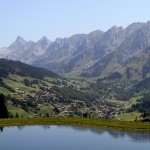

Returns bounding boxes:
[0,125,150,150]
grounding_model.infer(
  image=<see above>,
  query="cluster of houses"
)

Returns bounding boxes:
[10,79,124,119]
[27,85,122,118]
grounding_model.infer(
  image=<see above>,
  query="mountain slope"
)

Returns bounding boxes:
[0,59,57,79]
[118,47,150,80]
[82,22,150,79]
[33,27,125,73]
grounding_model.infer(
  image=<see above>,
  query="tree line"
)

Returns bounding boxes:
[0,94,8,118]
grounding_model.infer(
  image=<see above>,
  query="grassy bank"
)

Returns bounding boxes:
[0,117,150,131]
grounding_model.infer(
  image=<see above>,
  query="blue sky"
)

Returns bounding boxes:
[0,0,150,47]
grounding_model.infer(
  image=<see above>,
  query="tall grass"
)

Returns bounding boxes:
[0,117,150,131]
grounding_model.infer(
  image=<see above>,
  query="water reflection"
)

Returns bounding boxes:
[0,127,4,133]
[1,125,150,142]
[41,125,51,130]
[16,125,51,131]
[69,126,150,142]
[107,130,150,142]
[17,126,25,131]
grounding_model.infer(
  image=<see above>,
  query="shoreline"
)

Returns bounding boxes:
[0,117,150,132]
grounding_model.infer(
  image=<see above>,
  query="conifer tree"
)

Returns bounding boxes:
[0,94,8,118]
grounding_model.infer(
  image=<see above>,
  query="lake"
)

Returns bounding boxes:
[0,125,150,150]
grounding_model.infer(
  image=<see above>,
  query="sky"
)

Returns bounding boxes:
[0,0,150,47]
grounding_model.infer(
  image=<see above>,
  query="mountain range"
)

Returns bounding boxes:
[1,21,150,80]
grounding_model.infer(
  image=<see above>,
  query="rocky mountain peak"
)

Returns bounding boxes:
[88,30,104,41]
[16,36,25,42]
[99,26,124,52]
[9,36,27,50]
[146,21,150,25]
[36,36,51,50]
[38,36,50,43]
[107,26,123,32]
[125,22,145,37]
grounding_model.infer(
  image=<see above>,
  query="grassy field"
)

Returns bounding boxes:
[39,106,53,114]
[3,78,39,92]
[0,87,12,95]
[0,117,149,131]
[124,95,143,109]
[8,74,34,81]
[2,74,41,99]
[7,104,28,117]
[43,76,55,82]
[118,111,142,121]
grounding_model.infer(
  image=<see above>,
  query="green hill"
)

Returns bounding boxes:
[0,58,58,79]
[0,59,60,117]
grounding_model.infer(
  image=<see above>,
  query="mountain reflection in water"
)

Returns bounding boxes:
[1,125,149,142]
